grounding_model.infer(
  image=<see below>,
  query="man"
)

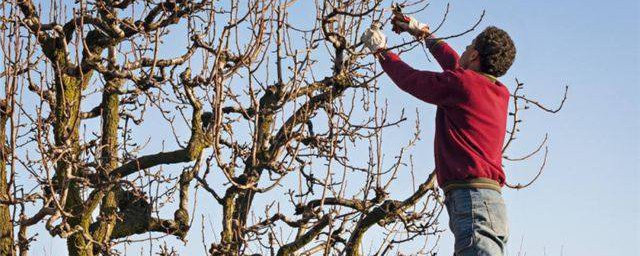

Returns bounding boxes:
[361,15,516,256]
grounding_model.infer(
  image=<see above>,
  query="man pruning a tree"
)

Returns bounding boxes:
[361,12,516,256]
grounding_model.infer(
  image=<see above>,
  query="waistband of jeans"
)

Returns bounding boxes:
[442,178,502,195]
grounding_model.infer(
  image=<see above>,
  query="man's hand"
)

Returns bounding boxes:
[361,22,387,54]
[392,15,431,38]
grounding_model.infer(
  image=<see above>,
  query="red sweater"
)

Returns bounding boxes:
[379,41,509,186]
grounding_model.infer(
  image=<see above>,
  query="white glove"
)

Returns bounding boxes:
[393,16,430,37]
[361,23,387,53]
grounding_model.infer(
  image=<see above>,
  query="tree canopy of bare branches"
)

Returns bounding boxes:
[0,0,566,255]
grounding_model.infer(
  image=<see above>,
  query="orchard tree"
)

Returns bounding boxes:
[0,0,566,255]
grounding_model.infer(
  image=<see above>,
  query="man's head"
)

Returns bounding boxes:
[459,26,516,77]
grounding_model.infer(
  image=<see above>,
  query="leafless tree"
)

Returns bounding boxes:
[0,0,566,255]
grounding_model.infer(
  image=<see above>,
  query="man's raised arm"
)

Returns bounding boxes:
[427,38,460,71]
[377,51,464,106]
[360,24,465,106]
[391,15,460,71]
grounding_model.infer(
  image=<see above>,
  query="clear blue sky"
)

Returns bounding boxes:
[16,0,639,255]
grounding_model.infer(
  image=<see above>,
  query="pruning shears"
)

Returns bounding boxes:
[390,3,411,34]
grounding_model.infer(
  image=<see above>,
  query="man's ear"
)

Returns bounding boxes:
[469,50,480,62]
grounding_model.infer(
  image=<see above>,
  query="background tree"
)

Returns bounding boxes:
[0,0,566,255]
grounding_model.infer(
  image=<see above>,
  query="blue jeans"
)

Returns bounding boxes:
[445,188,509,256]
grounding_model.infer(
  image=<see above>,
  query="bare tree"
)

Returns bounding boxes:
[0,0,566,255]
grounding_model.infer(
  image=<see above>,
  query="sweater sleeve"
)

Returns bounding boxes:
[428,40,460,71]
[379,51,465,106]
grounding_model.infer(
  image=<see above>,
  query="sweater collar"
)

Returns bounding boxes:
[478,72,498,83]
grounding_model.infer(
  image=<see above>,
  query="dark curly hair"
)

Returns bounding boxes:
[473,26,516,77]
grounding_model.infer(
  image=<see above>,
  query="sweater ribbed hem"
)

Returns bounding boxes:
[442,178,502,194]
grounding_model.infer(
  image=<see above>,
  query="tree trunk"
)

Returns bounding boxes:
[52,61,94,256]
[0,110,14,256]
[90,50,122,253]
